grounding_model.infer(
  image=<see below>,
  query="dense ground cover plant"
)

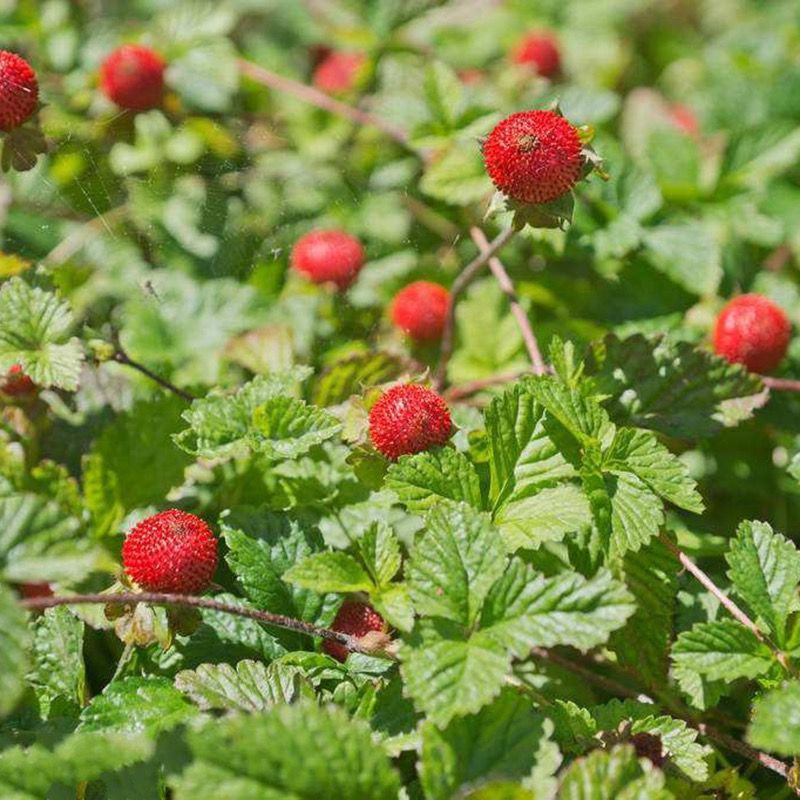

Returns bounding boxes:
[2,0,800,797]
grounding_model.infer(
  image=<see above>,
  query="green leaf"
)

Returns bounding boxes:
[0,278,84,390]
[385,448,483,514]
[587,334,765,438]
[643,221,721,296]
[423,61,464,128]
[372,582,414,633]
[671,620,774,682]
[250,396,341,460]
[420,145,493,206]
[312,352,404,407]
[283,552,374,593]
[171,702,400,799]
[419,689,560,800]
[168,39,239,113]
[175,660,311,713]
[357,522,402,587]
[174,371,312,459]
[0,582,30,717]
[726,520,800,645]
[83,395,191,536]
[480,562,635,655]
[400,619,510,727]
[28,605,85,713]
[79,676,196,735]
[407,503,506,627]
[747,681,800,756]
[494,484,592,551]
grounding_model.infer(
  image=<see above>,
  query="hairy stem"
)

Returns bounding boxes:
[469,226,548,376]
[20,592,390,658]
[435,227,517,390]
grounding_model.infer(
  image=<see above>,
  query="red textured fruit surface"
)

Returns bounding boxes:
[391,281,450,342]
[291,230,365,289]
[483,110,582,205]
[323,601,386,662]
[313,51,365,94]
[122,509,218,594]
[2,364,36,397]
[369,384,452,460]
[713,294,791,374]
[0,51,38,132]
[512,32,561,78]
[100,45,165,111]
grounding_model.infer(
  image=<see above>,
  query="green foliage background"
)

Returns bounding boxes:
[2,0,800,797]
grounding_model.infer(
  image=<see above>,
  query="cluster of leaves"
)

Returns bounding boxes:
[2,0,800,797]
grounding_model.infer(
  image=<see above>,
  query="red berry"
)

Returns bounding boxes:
[483,110,582,205]
[512,31,561,79]
[714,294,791,374]
[122,509,218,594]
[369,384,452,460]
[457,68,484,85]
[18,582,53,600]
[291,230,365,289]
[2,364,36,397]
[323,601,386,662]
[0,51,38,132]
[670,103,699,137]
[391,281,450,342]
[100,45,165,112]
[312,51,365,94]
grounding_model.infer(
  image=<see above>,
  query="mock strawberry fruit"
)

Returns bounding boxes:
[100,44,165,111]
[323,601,386,662]
[122,509,218,594]
[1,364,36,397]
[369,383,452,460]
[291,229,365,289]
[512,31,561,78]
[18,582,53,600]
[713,294,791,374]
[483,109,582,205]
[391,281,450,342]
[0,51,38,132]
[312,51,365,94]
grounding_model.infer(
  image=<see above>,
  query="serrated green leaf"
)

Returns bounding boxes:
[671,620,774,682]
[312,352,404,407]
[171,702,400,799]
[175,660,311,712]
[0,278,84,390]
[250,396,341,460]
[372,582,414,633]
[424,61,464,128]
[407,503,506,627]
[357,522,401,587]
[747,681,800,756]
[726,520,800,645]
[386,448,483,514]
[643,221,721,296]
[283,551,374,593]
[420,145,493,206]
[0,583,30,717]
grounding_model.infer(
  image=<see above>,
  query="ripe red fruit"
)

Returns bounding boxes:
[0,51,38,132]
[483,110,582,205]
[670,103,699,137]
[312,51,365,94]
[1,364,36,397]
[369,384,452,460]
[122,509,218,594]
[391,281,450,342]
[713,294,791,374]
[18,582,53,600]
[323,601,386,662]
[512,31,561,78]
[291,230,365,289]
[100,45,165,112]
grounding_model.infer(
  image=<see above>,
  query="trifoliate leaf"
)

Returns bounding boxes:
[671,620,775,682]
[0,278,84,390]
[725,520,800,645]
[747,681,800,756]
[386,448,483,514]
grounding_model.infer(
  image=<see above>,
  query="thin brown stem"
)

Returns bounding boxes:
[20,592,392,659]
[435,227,517,390]
[659,533,794,675]
[238,59,410,148]
[469,226,547,376]
[762,376,800,393]
[444,369,528,401]
[112,349,195,403]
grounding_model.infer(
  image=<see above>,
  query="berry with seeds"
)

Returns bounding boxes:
[512,31,561,78]
[391,281,450,342]
[291,230,365,289]
[1,364,36,397]
[122,509,218,594]
[369,383,452,460]
[312,51,365,94]
[713,294,791,374]
[483,109,582,205]
[323,601,386,662]
[100,45,165,112]
[0,51,38,132]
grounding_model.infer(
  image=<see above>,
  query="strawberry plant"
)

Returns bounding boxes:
[2,1,800,798]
